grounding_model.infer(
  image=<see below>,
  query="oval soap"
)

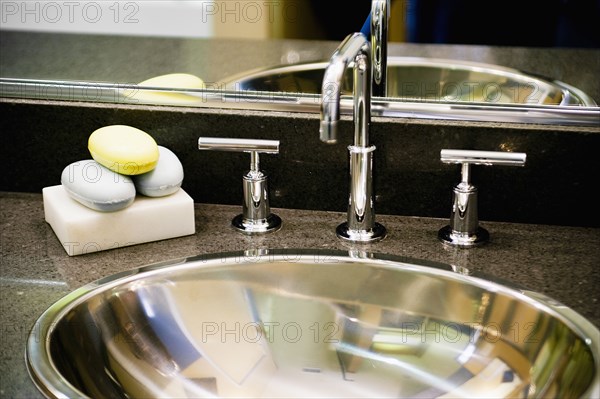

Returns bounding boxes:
[88,125,159,175]
[139,73,205,89]
[133,146,184,197]
[61,160,136,212]
[135,73,205,105]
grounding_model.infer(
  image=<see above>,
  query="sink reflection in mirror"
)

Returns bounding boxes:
[2,54,599,126]
[27,250,598,398]
[223,57,597,106]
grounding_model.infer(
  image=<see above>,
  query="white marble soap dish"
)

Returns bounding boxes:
[42,185,195,256]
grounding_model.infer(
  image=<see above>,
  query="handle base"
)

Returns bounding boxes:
[232,213,282,235]
[438,225,489,248]
[336,222,387,243]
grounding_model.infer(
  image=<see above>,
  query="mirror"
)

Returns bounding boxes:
[1,0,599,126]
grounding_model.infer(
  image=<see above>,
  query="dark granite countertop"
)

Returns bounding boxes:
[1,191,599,398]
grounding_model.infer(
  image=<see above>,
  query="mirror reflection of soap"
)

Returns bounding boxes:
[133,73,206,105]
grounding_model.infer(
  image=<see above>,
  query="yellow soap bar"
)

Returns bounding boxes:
[139,73,205,89]
[88,125,159,175]
[134,73,205,105]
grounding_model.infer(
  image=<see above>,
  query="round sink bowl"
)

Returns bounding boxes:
[224,57,597,106]
[27,249,599,398]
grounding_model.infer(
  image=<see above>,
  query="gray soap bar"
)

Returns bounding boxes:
[133,146,184,197]
[61,160,136,212]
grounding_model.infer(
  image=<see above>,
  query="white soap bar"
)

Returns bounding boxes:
[61,159,136,211]
[133,146,184,197]
[43,185,195,256]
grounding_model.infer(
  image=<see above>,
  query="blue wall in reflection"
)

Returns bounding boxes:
[310,0,599,48]
[405,0,600,48]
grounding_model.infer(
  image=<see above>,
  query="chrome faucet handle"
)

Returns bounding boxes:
[438,149,527,248]
[198,137,282,234]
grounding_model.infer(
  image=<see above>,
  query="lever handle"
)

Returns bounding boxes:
[198,137,282,234]
[438,148,527,248]
[440,149,526,167]
[198,137,279,154]
[441,149,526,187]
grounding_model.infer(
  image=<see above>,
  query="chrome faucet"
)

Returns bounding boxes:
[370,0,390,97]
[320,32,387,243]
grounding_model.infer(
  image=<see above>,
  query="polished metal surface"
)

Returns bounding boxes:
[2,78,599,126]
[198,137,281,234]
[320,33,386,243]
[438,149,527,248]
[320,33,371,144]
[370,0,390,97]
[440,149,527,166]
[198,137,279,154]
[26,249,600,398]
[224,57,597,107]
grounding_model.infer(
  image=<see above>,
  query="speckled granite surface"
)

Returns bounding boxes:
[1,191,599,398]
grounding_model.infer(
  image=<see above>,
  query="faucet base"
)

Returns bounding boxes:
[438,225,489,248]
[232,214,282,235]
[336,222,387,243]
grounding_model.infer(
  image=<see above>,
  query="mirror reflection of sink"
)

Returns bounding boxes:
[26,249,598,398]
[224,57,597,106]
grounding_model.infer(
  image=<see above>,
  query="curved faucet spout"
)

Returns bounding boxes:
[319,32,386,243]
[319,32,370,145]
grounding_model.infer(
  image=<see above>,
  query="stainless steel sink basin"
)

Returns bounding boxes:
[27,249,599,398]
[224,57,597,106]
